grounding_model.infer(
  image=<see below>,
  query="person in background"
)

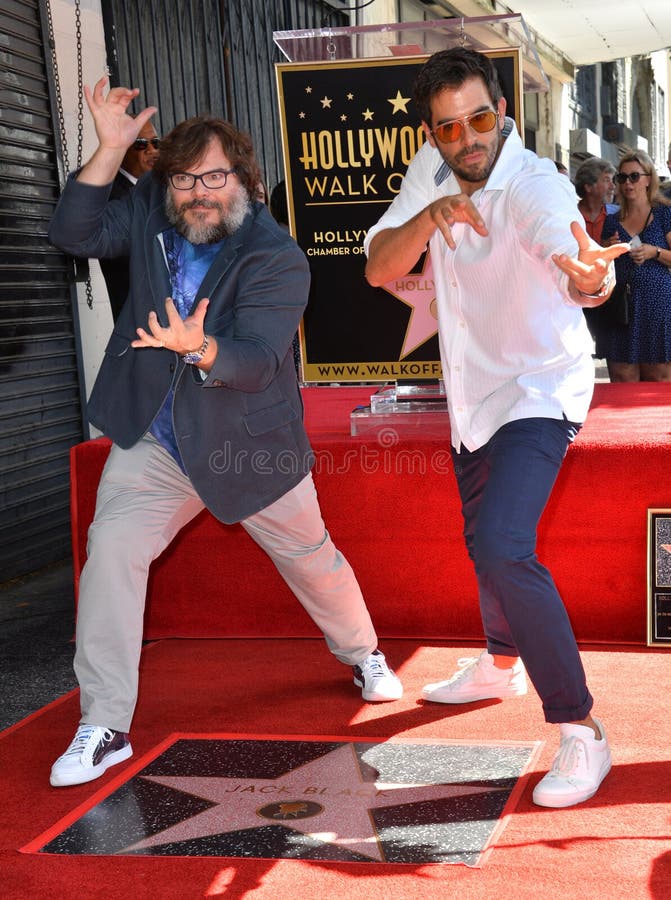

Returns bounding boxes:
[98,119,161,321]
[270,180,290,231]
[575,158,617,243]
[365,47,628,810]
[599,150,671,381]
[46,78,402,788]
[554,160,569,177]
[574,157,618,339]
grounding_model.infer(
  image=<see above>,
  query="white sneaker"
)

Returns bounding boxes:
[422,651,527,704]
[532,718,611,808]
[353,649,403,701]
[50,724,133,787]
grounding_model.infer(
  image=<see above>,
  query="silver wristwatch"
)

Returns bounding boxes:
[181,334,209,365]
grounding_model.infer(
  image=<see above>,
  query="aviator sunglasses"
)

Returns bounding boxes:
[432,109,498,144]
[132,137,161,151]
[615,171,649,184]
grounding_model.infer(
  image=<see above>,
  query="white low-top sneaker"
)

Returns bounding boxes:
[533,718,611,808]
[353,649,403,701]
[422,650,527,704]
[50,724,133,787]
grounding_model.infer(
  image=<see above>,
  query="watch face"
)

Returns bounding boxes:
[182,352,203,364]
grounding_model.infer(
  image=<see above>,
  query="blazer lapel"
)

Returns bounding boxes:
[146,190,173,325]
[196,209,256,309]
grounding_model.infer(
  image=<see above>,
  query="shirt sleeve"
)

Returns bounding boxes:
[364,142,440,256]
[506,169,587,305]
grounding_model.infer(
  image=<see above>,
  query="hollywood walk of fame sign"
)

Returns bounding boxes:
[647,510,671,646]
[25,734,539,866]
[275,52,522,383]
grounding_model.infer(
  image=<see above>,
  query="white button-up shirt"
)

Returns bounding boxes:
[364,123,595,452]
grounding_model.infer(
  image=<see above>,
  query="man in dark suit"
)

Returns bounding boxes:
[47,78,402,787]
[98,119,161,321]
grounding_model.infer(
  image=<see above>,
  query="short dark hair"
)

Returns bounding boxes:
[153,116,262,200]
[573,157,615,198]
[413,48,503,126]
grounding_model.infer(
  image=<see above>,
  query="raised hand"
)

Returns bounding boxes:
[83,76,157,152]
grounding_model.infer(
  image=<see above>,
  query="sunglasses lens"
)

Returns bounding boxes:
[470,111,498,133]
[434,110,497,143]
[617,172,644,183]
[133,138,160,150]
[435,122,460,143]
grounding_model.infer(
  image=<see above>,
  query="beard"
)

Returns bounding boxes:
[440,130,502,185]
[165,182,251,244]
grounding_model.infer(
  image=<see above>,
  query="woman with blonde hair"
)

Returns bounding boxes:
[600,150,671,381]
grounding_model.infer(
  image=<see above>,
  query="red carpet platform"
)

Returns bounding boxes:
[4,639,671,898]
[70,384,671,646]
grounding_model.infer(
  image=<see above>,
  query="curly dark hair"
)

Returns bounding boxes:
[413,48,503,126]
[152,116,262,200]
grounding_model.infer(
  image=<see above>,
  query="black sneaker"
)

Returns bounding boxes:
[50,724,133,787]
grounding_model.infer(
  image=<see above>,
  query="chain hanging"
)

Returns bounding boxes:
[45,0,94,308]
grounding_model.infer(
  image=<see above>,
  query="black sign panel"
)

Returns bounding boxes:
[276,52,521,382]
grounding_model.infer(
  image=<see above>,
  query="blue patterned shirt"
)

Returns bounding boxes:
[149,229,224,468]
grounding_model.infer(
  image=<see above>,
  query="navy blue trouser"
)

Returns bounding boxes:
[451,417,593,724]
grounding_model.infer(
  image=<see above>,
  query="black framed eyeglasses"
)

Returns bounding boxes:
[132,138,161,151]
[615,171,649,184]
[169,169,236,190]
[432,109,498,144]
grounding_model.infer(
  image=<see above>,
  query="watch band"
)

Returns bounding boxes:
[577,269,614,300]
[181,334,209,365]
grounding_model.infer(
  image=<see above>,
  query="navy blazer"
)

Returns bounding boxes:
[98,170,134,321]
[49,173,314,523]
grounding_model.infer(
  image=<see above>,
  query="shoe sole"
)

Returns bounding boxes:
[353,677,403,702]
[532,758,612,808]
[422,685,527,704]
[50,743,133,787]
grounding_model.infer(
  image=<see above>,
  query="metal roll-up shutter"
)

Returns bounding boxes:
[102,0,347,199]
[0,0,85,581]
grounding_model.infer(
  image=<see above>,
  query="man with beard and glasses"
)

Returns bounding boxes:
[365,48,628,809]
[47,78,402,788]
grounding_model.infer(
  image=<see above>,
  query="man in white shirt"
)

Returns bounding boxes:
[365,47,627,809]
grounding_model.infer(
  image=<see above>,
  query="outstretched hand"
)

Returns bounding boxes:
[429,194,489,249]
[84,76,157,152]
[132,297,210,355]
[552,221,629,297]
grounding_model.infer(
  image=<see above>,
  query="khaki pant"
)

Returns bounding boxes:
[75,434,377,731]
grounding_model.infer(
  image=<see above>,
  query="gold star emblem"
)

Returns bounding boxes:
[321,96,332,109]
[362,108,374,121]
[305,86,312,94]
[388,90,410,114]
[346,92,354,100]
